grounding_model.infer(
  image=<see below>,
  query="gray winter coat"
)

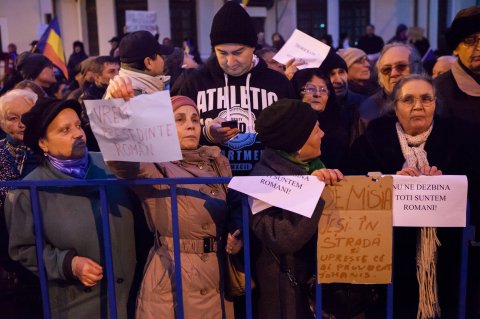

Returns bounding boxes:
[5,152,136,319]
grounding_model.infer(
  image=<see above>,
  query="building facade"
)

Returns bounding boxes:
[0,0,478,60]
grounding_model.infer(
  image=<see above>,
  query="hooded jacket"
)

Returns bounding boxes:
[172,55,295,175]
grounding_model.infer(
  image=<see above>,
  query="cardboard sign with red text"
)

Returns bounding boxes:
[317,176,393,284]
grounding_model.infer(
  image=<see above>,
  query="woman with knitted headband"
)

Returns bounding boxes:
[107,96,239,318]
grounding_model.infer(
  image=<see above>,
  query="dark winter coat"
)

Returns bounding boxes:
[319,90,367,169]
[5,152,136,319]
[249,148,325,319]
[347,114,479,317]
[172,56,295,176]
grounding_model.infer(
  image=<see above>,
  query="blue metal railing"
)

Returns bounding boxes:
[0,177,473,319]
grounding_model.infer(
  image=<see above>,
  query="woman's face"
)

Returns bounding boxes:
[175,105,200,150]
[1,98,34,142]
[297,122,325,161]
[348,55,371,81]
[301,76,329,112]
[395,80,436,136]
[39,108,87,159]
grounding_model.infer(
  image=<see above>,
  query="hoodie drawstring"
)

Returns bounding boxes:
[223,72,253,132]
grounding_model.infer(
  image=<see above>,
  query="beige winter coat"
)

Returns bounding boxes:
[107,146,234,319]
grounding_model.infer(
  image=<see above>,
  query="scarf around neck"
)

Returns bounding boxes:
[47,150,89,179]
[451,59,480,97]
[117,67,167,94]
[395,122,433,170]
[276,150,325,174]
[395,121,441,319]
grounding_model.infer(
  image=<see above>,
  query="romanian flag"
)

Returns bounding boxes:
[36,17,68,80]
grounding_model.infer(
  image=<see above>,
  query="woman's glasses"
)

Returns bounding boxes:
[396,94,435,106]
[379,63,409,76]
[463,36,480,47]
[302,84,329,97]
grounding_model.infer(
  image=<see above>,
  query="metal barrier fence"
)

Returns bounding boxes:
[0,177,474,319]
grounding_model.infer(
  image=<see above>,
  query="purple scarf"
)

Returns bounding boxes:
[47,150,89,179]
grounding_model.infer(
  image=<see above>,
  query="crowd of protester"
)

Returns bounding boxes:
[0,2,479,319]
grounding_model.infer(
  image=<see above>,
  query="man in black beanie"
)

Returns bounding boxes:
[171,1,294,176]
[16,52,56,96]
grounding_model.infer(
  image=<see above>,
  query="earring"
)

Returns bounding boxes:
[43,152,48,157]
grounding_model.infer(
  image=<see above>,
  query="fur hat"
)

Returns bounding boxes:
[255,99,318,153]
[445,6,480,51]
[210,1,257,48]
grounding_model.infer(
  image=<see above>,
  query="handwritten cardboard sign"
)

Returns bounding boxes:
[317,176,393,284]
[228,175,325,218]
[273,29,331,69]
[392,175,468,227]
[84,91,182,163]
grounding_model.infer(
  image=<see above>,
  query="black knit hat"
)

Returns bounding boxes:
[319,49,348,73]
[16,52,53,80]
[210,1,257,48]
[255,99,318,153]
[445,7,480,51]
[22,98,83,154]
[119,31,174,63]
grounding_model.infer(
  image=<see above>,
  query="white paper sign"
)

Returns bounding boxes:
[125,10,157,33]
[228,175,325,218]
[273,29,331,69]
[84,91,182,163]
[392,175,468,227]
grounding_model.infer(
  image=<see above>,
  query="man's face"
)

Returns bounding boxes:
[454,33,480,75]
[214,44,255,76]
[145,54,165,76]
[378,46,411,93]
[329,68,348,98]
[96,62,119,85]
[36,65,57,87]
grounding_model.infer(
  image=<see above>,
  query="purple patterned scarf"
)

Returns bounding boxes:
[47,150,89,179]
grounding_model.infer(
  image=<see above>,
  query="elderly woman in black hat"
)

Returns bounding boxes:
[4,98,137,319]
[249,99,343,319]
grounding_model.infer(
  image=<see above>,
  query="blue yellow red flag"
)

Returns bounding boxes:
[37,17,68,80]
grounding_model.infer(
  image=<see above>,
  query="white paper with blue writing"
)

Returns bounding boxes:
[228,176,326,218]
[272,29,331,69]
[84,91,182,163]
[392,175,468,227]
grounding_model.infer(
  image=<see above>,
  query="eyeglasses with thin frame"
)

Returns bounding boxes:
[380,63,409,76]
[395,94,435,107]
[463,35,480,47]
[302,84,329,97]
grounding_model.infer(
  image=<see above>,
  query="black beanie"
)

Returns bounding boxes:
[22,98,83,154]
[210,2,257,48]
[445,8,480,51]
[319,49,348,73]
[255,99,318,153]
[16,52,53,80]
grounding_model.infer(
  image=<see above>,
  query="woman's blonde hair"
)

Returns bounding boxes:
[0,89,38,127]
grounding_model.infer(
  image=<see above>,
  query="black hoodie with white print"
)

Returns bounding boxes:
[172,55,295,175]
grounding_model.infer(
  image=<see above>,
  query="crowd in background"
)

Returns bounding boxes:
[0,2,479,319]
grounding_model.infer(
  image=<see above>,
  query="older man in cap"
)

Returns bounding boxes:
[436,6,480,126]
[172,1,294,175]
[435,6,480,317]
